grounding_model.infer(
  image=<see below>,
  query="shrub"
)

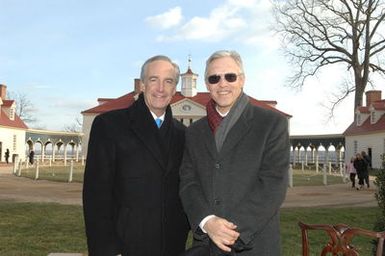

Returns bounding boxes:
[373,169,385,255]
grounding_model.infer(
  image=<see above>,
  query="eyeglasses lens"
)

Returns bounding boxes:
[207,73,238,84]
[208,75,220,84]
[224,73,237,82]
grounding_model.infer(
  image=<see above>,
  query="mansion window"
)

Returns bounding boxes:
[371,111,376,123]
[13,134,17,151]
[9,108,15,120]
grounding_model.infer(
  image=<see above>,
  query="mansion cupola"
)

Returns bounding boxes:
[180,56,198,97]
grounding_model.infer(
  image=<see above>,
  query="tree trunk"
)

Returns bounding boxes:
[354,68,366,120]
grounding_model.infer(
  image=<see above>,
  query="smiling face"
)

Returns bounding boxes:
[141,59,177,116]
[205,56,244,114]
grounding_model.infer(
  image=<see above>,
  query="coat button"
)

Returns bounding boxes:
[214,199,221,205]
[215,163,220,169]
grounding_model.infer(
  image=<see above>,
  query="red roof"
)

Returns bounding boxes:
[82,91,291,117]
[2,99,14,107]
[82,92,137,114]
[372,101,385,111]
[345,96,385,135]
[357,106,370,113]
[344,114,385,136]
[181,68,197,75]
[0,109,28,129]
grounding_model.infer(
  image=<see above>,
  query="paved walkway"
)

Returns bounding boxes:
[0,165,377,208]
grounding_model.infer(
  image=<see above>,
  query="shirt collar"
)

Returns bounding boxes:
[215,106,229,117]
[150,111,165,121]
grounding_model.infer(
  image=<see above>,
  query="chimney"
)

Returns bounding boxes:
[0,84,7,99]
[134,78,142,94]
[365,90,382,106]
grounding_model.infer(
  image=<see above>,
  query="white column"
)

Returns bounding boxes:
[52,144,56,162]
[75,144,79,162]
[288,164,293,188]
[323,165,327,186]
[35,160,39,180]
[68,160,73,182]
[64,144,68,166]
[41,144,45,163]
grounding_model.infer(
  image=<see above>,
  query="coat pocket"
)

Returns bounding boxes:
[115,206,144,249]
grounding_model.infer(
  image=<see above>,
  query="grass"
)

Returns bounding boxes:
[291,169,346,186]
[0,201,87,256]
[18,164,84,183]
[281,207,380,255]
[0,200,380,256]
[17,165,349,186]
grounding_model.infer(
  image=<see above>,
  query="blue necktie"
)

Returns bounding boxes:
[155,118,162,128]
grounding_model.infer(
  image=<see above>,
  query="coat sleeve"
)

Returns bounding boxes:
[82,116,121,255]
[179,129,212,240]
[231,115,289,245]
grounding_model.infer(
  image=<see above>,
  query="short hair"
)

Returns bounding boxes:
[204,50,244,80]
[140,55,180,85]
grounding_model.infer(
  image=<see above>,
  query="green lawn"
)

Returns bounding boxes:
[18,165,84,183]
[0,201,87,256]
[281,207,380,255]
[18,166,349,186]
[0,200,380,255]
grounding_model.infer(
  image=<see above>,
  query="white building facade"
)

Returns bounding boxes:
[0,84,28,163]
[344,90,385,169]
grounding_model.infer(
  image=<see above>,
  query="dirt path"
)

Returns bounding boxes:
[0,165,378,207]
[0,165,82,205]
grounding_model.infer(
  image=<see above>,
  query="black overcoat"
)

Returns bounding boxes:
[83,94,189,256]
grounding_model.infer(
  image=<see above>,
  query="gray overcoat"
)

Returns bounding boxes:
[179,102,289,256]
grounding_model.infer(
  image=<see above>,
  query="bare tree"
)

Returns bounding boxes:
[63,117,82,132]
[8,91,37,124]
[273,0,385,117]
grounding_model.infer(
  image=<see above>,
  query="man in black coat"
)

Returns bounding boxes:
[83,55,189,256]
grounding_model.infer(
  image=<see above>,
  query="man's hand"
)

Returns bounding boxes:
[203,216,240,252]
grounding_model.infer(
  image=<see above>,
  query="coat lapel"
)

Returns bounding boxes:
[131,120,166,170]
[129,95,167,170]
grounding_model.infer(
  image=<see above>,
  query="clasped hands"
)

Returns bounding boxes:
[203,216,240,252]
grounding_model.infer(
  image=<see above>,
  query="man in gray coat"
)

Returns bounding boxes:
[179,50,289,255]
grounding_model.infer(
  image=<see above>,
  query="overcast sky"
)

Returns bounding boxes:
[1,0,384,134]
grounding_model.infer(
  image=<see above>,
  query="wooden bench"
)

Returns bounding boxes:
[298,221,385,255]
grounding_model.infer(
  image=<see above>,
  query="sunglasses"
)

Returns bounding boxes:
[207,73,242,84]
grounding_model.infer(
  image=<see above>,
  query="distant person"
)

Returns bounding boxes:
[361,151,371,169]
[4,149,10,164]
[353,153,369,190]
[360,151,371,189]
[28,150,34,165]
[346,157,357,188]
[83,55,189,256]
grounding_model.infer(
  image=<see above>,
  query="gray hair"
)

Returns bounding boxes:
[204,50,244,80]
[140,55,180,85]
